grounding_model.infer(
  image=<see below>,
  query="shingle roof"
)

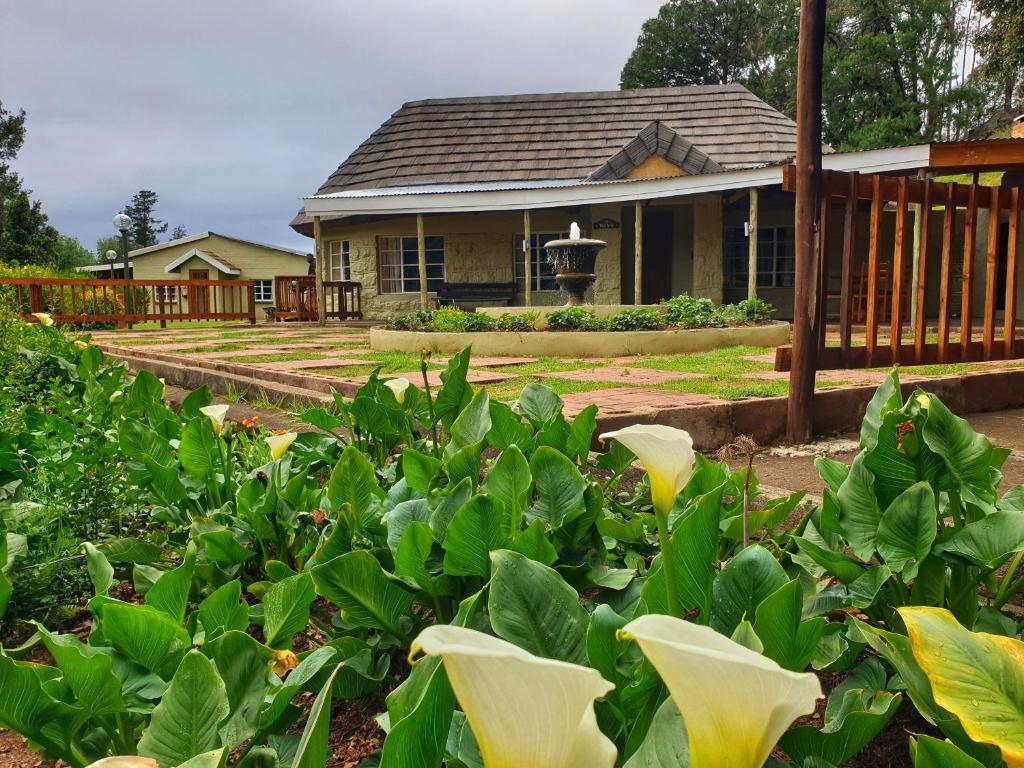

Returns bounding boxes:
[587,120,723,180]
[314,84,797,195]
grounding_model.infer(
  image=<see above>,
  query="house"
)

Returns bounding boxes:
[293,85,1024,320]
[128,231,311,312]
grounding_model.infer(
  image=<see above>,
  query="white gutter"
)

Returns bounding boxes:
[300,144,932,217]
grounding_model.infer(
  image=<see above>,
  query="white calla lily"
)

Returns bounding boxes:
[621,614,822,768]
[383,376,411,404]
[74,339,89,350]
[599,424,695,516]
[199,404,230,436]
[85,758,157,768]
[265,431,298,460]
[31,312,54,326]
[411,625,616,768]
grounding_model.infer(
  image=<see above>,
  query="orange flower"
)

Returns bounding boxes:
[271,428,289,436]
[271,649,300,676]
[242,416,260,428]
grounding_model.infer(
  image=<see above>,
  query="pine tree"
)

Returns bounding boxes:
[122,190,168,248]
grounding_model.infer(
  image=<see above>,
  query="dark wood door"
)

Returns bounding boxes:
[641,210,674,304]
[189,269,209,315]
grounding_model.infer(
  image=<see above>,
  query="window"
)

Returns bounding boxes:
[154,285,178,302]
[513,232,567,292]
[723,226,795,289]
[327,240,350,281]
[253,279,273,303]
[378,236,445,293]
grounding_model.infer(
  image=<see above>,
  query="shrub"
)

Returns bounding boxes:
[608,307,667,331]
[661,294,718,327]
[734,297,776,323]
[428,307,495,332]
[495,311,539,332]
[386,310,436,331]
[546,307,608,331]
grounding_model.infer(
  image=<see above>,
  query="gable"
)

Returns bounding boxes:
[626,155,689,179]
[587,121,723,181]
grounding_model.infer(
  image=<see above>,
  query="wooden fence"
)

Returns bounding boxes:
[776,166,1023,370]
[272,276,363,321]
[0,277,256,327]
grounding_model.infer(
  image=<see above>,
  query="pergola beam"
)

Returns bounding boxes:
[929,138,1024,172]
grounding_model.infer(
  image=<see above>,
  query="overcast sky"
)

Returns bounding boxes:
[1,0,665,254]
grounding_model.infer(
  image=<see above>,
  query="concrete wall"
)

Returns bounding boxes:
[691,194,724,303]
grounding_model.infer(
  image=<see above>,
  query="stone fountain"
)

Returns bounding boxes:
[543,222,606,306]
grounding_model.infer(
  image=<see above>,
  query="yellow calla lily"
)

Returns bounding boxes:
[599,424,695,516]
[271,648,300,676]
[199,404,230,436]
[74,339,89,350]
[31,312,54,326]
[383,376,411,405]
[411,625,616,768]
[265,431,298,460]
[621,614,822,768]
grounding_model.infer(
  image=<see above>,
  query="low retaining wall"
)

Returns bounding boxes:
[371,322,791,357]
[477,304,667,329]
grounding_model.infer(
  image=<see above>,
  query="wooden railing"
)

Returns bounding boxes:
[272,276,362,321]
[776,166,1023,370]
[0,277,256,327]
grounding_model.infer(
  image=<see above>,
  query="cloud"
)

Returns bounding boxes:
[1,0,664,252]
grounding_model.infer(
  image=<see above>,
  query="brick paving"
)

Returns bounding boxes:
[739,369,890,385]
[256,358,379,371]
[535,366,704,385]
[435,356,536,368]
[560,387,721,417]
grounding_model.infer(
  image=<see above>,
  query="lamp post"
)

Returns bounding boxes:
[105,249,118,278]
[113,213,133,325]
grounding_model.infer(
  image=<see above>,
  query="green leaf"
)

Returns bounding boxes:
[711,544,788,636]
[256,646,338,739]
[486,400,534,452]
[586,603,628,686]
[860,370,902,451]
[624,697,689,768]
[876,482,936,579]
[0,655,77,760]
[444,388,490,460]
[793,528,866,585]
[815,457,850,494]
[433,347,472,429]
[326,445,381,517]
[262,573,315,649]
[912,735,987,767]
[36,624,125,716]
[98,537,162,564]
[442,495,509,578]
[293,665,341,768]
[102,602,192,679]
[921,395,997,508]
[730,620,764,653]
[481,445,531,530]
[488,549,589,664]
[511,518,558,566]
[753,580,826,672]
[312,551,413,637]
[836,453,883,561]
[380,654,455,768]
[402,449,441,495]
[198,530,254,566]
[180,385,213,419]
[516,382,563,426]
[939,510,1024,568]
[178,417,218,483]
[383,499,432,556]
[565,404,598,463]
[395,521,439,594]
[198,580,249,640]
[529,446,586,528]
[779,689,901,766]
[429,477,473,543]
[145,541,196,623]
[204,630,274,750]
[84,541,115,596]
[138,650,230,768]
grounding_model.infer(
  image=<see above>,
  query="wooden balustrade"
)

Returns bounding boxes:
[0,277,256,327]
[272,276,362,321]
[776,166,1024,370]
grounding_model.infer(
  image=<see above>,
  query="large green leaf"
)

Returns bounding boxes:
[902,606,1024,767]
[938,510,1024,568]
[262,573,315,649]
[710,544,788,636]
[178,417,218,483]
[138,650,229,768]
[488,549,589,664]
[753,580,826,672]
[860,370,902,451]
[487,400,534,452]
[0,654,78,760]
[863,410,926,509]
[836,454,883,561]
[442,495,509,578]
[379,655,455,768]
[84,541,115,596]
[401,449,441,495]
[528,446,585,528]
[255,646,338,739]
[326,445,381,517]
[204,631,274,750]
[912,735,987,767]
[481,445,531,532]
[101,603,192,679]
[395,521,440,595]
[921,395,997,508]
[197,580,249,640]
[145,542,196,624]
[565,404,598,464]
[97,538,163,565]
[383,499,432,556]
[433,347,473,429]
[779,689,901,766]
[312,551,413,637]
[516,382,563,427]
[36,625,125,717]
[624,697,689,768]
[444,388,490,460]
[876,482,936,579]
[586,604,629,688]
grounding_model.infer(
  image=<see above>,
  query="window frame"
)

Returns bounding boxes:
[377,235,445,294]
[253,279,273,303]
[326,239,351,281]
[512,231,568,293]
[723,225,795,289]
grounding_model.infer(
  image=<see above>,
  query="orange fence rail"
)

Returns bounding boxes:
[0,277,256,327]
[776,166,1023,370]
[272,276,363,321]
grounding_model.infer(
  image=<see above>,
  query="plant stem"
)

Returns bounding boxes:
[742,456,753,549]
[655,508,682,618]
[421,356,440,459]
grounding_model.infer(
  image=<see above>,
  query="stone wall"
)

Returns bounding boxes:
[691,194,724,303]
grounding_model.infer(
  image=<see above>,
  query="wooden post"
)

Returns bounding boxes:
[909,170,925,324]
[839,171,857,367]
[890,177,908,363]
[961,184,978,360]
[748,188,759,299]
[417,214,429,311]
[313,215,326,326]
[983,185,1001,358]
[786,0,826,443]
[523,210,533,307]
[634,200,643,305]
[1004,187,1021,359]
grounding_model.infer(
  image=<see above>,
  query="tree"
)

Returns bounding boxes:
[973,0,1024,112]
[52,236,94,271]
[96,234,138,262]
[620,0,800,116]
[0,101,26,202]
[169,224,188,240]
[122,190,168,248]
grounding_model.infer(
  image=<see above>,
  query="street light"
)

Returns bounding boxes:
[113,213,133,324]
[105,249,118,278]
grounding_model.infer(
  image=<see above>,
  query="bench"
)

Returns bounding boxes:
[435,281,516,309]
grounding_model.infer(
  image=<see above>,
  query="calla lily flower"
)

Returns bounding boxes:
[85,758,158,768]
[411,625,617,768]
[271,648,300,676]
[265,431,298,460]
[199,404,230,436]
[74,339,89,350]
[599,424,695,516]
[383,377,411,404]
[109,390,123,403]
[621,614,822,768]
[31,312,54,326]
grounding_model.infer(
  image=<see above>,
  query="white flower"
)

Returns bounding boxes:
[109,390,123,403]
[621,615,822,768]
[199,404,230,436]
[265,431,298,460]
[383,377,412,405]
[599,424,695,516]
[31,312,54,326]
[411,625,616,768]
